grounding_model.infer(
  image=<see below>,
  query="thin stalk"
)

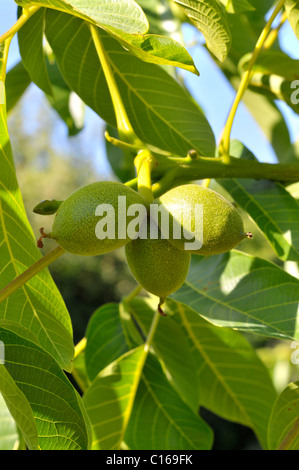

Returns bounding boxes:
[220,0,286,163]
[117,309,160,447]
[151,166,179,197]
[74,337,87,359]
[201,178,211,188]
[144,309,160,352]
[0,246,65,303]
[0,37,12,82]
[72,337,88,393]
[104,130,141,153]
[89,24,142,146]
[0,6,40,45]
[135,150,155,203]
[123,285,143,304]
[263,11,288,50]
[124,177,138,189]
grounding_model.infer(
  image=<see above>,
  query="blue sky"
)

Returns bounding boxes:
[1,1,298,169]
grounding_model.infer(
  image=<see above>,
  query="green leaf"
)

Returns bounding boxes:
[17,6,85,134]
[239,50,299,82]
[83,346,145,450]
[45,11,215,157]
[219,0,255,13]
[19,1,198,72]
[125,353,213,450]
[167,299,277,449]
[0,57,74,371]
[18,8,53,96]
[171,0,232,61]
[17,0,197,73]
[239,83,295,163]
[171,251,299,341]
[137,0,183,39]
[106,28,199,75]
[0,393,19,450]
[85,303,129,381]
[287,181,299,201]
[228,74,295,163]
[123,297,199,412]
[45,56,85,136]
[5,61,31,114]
[218,142,299,262]
[0,364,38,450]
[33,199,63,215]
[237,51,299,118]
[285,0,299,40]
[268,381,299,450]
[247,74,299,117]
[16,0,149,34]
[0,327,89,450]
[216,10,295,162]
[221,177,299,261]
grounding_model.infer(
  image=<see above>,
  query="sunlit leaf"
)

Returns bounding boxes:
[0,327,89,450]
[5,61,31,114]
[0,363,38,450]
[85,303,129,381]
[218,142,299,262]
[268,381,299,450]
[125,353,213,450]
[171,0,232,61]
[171,251,299,341]
[16,0,149,34]
[167,299,277,449]
[285,0,299,40]
[0,393,19,450]
[83,347,145,450]
[0,47,74,371]
[45,11,215,157]
[219,0,254,13]
[18,8,53,96]
[123,297,199,412]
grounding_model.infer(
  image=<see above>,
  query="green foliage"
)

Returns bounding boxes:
[171,0,232,61]
[171,252,299,340]
[218,142,299,261]
[0,0,298,451]
[0,393,19,450]
[0,327,89,449]
[0,52,74,371]
[268,381,299,450]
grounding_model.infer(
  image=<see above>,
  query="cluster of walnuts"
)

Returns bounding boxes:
[38,182,249,307]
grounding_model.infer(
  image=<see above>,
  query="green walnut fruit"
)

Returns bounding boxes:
[50,182,147,256]
[154,184,249,255]
[125,222,191,302]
